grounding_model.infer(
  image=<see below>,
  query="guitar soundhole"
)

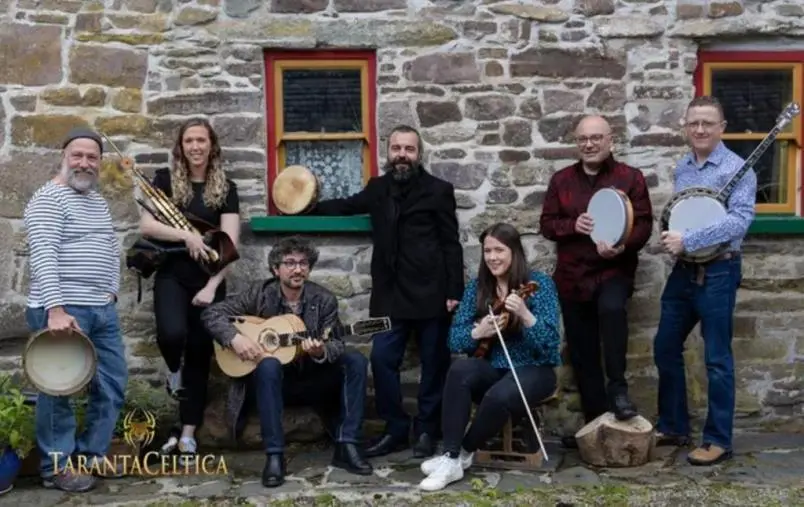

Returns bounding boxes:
[258,330,280,352]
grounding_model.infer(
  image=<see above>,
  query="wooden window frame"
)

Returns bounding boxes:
[263,50,378,216]
[694,50,804,216]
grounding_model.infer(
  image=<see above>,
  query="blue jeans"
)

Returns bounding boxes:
[370,317,451,439]
[253,350,369,454]
[26,304,128,478]
[653,256,741,450]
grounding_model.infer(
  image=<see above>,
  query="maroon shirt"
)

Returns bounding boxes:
[539,155,653,302]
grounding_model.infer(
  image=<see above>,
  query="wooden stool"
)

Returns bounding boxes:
[474,389,560,471]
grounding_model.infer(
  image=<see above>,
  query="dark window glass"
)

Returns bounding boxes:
[711,68,794,133]
[281,69,363,133]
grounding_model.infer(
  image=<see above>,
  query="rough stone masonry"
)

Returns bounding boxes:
[0,0,803,446]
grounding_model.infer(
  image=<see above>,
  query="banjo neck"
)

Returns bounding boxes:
[715,124,782,203]
[715,101,801,202]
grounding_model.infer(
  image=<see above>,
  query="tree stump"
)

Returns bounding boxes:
[575,412,655,467]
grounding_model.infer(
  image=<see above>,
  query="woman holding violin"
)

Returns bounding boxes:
[418,222,561,492]
[138,118,240,464]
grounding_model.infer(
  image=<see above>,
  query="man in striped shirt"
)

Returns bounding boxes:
[23,128,128,492]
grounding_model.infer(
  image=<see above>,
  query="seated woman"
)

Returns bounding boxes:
[418,222,562,492]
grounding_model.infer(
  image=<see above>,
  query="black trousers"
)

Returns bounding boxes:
[560,276,631,423]
[370,316,451,439]
[441,358,556,455]
[153,274,226,426]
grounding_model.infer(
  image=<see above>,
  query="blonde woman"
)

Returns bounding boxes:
[138,118,240,463]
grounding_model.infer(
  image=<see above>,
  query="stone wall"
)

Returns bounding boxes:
[1,0,803,439]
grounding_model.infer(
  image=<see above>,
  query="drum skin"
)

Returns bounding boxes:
[661,187,728,262]
[23,328,97,397]
[587,188,634,248]
[272,165,320,215]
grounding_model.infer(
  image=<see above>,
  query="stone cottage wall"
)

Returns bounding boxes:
[0,0,803,440]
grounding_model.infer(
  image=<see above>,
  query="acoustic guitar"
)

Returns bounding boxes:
[213,314,391,378]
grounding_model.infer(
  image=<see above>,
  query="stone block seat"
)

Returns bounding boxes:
[195,362,329,450]
[474,388,562,471]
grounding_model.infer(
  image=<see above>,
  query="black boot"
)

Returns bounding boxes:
[364,434,409,458]
[332,443,373,475]
[262,453,285,488]
[412,433,436,458]
[611,393,638,421]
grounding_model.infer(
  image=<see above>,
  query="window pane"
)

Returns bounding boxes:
[281,69,363,133]
[711,68,794,134]
[723,139,790,205]
[284,140,364,200]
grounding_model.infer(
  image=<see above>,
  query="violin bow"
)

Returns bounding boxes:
[488,305,549,461]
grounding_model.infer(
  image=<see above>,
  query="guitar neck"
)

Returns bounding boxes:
[717,123,783,201]
[284,323,351,343]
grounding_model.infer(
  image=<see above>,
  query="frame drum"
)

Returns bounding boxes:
[23,328,97,397]
[587,188,634,248]
[272,165,320,215]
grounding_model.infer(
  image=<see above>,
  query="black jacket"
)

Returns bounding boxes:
[314,170,465,320]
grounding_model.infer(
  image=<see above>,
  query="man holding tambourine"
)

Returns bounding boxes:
[539,115,654,449]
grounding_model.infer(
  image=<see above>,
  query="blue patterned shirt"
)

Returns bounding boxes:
[673,141,757,253]
[448,271,562,369]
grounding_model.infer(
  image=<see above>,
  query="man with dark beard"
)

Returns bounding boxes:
[23,128,127,492]
[312,125,465,458]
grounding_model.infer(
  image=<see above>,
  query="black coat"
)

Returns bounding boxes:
[314,170,465,320]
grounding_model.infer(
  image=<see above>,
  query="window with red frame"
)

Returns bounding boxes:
[263,50,378,215]
[694,50,803,215]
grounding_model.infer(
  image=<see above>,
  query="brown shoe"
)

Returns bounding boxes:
[687,443,733,466]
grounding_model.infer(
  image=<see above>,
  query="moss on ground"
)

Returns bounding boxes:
[141,482,804,507]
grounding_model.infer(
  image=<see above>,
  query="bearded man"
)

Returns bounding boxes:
[23,128,127,492]
[313,125,465,458]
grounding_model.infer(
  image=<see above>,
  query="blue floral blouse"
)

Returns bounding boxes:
[448,270,562,370]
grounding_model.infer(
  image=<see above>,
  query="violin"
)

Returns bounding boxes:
[472,281,540,359]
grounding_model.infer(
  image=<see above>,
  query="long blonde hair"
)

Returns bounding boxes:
[170,118,229,209]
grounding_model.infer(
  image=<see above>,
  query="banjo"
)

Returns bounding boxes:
[272,164,320,215]
[661,102,801,263]
[587,187,634,248]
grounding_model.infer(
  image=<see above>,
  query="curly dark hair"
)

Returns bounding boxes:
[268,236,320,272]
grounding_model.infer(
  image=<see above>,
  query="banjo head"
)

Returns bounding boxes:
[272,165,320,215]
[588,188,629,246]
[666,193,728,234]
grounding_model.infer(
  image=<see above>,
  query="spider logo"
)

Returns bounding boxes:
[122,408,156,448]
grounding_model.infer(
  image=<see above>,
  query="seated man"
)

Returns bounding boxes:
[201,236,373,487]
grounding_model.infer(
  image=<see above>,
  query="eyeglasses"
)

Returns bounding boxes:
[684,120,724,130]
[575,134,607,146]
[280,260,309,269]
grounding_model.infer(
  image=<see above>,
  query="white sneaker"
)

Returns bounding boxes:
[177,437,197,466]
[418,456,465,491]
[421,450,473,475]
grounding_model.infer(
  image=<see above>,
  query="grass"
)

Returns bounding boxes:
[139,482,804,507]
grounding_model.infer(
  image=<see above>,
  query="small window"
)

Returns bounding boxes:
[698,54,803,215]
[264,51,378,215]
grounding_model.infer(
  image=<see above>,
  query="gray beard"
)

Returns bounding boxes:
[62,164,98,193]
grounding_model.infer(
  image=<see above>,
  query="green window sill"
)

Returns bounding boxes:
[748,215,804,235]
[250,215,372,233]
[249,214,803,235]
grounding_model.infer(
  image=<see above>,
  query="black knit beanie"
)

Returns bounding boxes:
[62,127,103,154]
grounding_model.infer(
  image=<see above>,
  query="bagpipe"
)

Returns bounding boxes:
[100,134,239,298]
